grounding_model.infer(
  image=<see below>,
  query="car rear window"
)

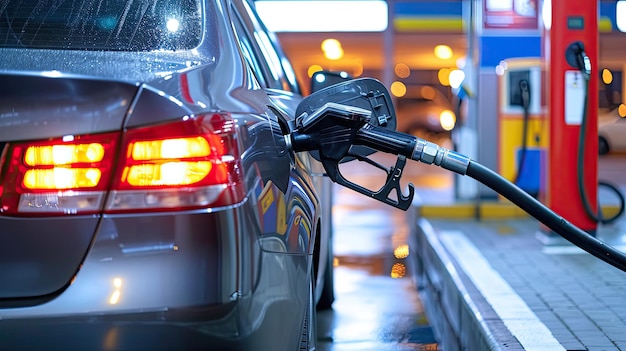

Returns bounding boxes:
[0,0,203,51]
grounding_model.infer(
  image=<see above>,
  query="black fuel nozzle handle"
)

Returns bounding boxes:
[355,124,471,176]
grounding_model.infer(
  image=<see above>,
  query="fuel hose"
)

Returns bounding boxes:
[358,126,626,272]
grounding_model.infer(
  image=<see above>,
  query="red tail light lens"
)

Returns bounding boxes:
[0,114,245,216]
[1,133,118,215]
[106,114,244,213]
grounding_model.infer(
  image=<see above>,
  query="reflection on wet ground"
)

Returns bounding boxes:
[316,266,437,351]
[317,151,447,351]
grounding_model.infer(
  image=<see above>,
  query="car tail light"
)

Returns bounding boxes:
[0,114,245,216]
[105,114,244,213]
[1,134,118,215]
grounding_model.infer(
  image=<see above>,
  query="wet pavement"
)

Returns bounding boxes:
[316,149,451,351]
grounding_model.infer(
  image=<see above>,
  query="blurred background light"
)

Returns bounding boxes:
[434,45,453,60]
[439,110,457,131]
[420,85,436,100]
[390,81,407,97]
[449,69,465,89]
[438,68,451,86]
[308,64,324,78]
[390,263,406,278]
[324,48,344,60]
[456,56,467,69]
[256,1,388,32]
[495,61,508,76]
[394,63,411,79]
[321,38,340,52]
[393,244,410,259]
[321,38,344,60]
[602,68,613,85]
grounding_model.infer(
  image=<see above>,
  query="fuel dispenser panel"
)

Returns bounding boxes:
[497,58,548,197]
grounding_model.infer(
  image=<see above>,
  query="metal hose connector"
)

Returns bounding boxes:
[411,139,471,175]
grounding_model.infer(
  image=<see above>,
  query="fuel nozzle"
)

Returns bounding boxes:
[290,101,470,210]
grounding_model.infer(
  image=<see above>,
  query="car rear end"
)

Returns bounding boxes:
[0,75,262,350]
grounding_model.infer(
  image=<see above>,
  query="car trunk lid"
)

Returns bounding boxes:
[0,73,138,301]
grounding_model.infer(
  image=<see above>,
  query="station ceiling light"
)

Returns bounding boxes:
[255,1,388,32]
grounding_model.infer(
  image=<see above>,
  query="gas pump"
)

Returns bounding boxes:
[288,77,626,272]
[542,0,624,232]
[497,58,547,197]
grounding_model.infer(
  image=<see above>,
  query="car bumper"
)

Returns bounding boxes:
[0,204,309,350]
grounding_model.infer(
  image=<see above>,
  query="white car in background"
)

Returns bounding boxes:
[599,106,626,155]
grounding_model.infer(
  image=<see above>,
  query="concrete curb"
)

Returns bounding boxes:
[411,218,525,351]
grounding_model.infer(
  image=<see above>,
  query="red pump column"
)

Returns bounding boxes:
[542,0,598,234]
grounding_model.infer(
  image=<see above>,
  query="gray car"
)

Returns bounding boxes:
[0,0,334,350]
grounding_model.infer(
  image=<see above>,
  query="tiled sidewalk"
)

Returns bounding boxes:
[412,216,626,351]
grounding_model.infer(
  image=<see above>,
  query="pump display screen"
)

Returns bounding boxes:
[567,16,584,30]
[509,70,531,107]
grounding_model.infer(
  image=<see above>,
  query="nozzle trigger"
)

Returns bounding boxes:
[321,154,414,211]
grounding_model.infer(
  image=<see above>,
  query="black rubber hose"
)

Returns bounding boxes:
[514,80,530,187]
[466,160,626,272]
[577,76,625,224]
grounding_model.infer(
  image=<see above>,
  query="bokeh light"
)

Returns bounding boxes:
[449,69,466,89]
[438,68,451,86]
[308,64,323,78]
[434,45,453,60]
[394,63,411,78]
[602,68,613,85]
[390,81,407,97]
[322,38,344,60]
